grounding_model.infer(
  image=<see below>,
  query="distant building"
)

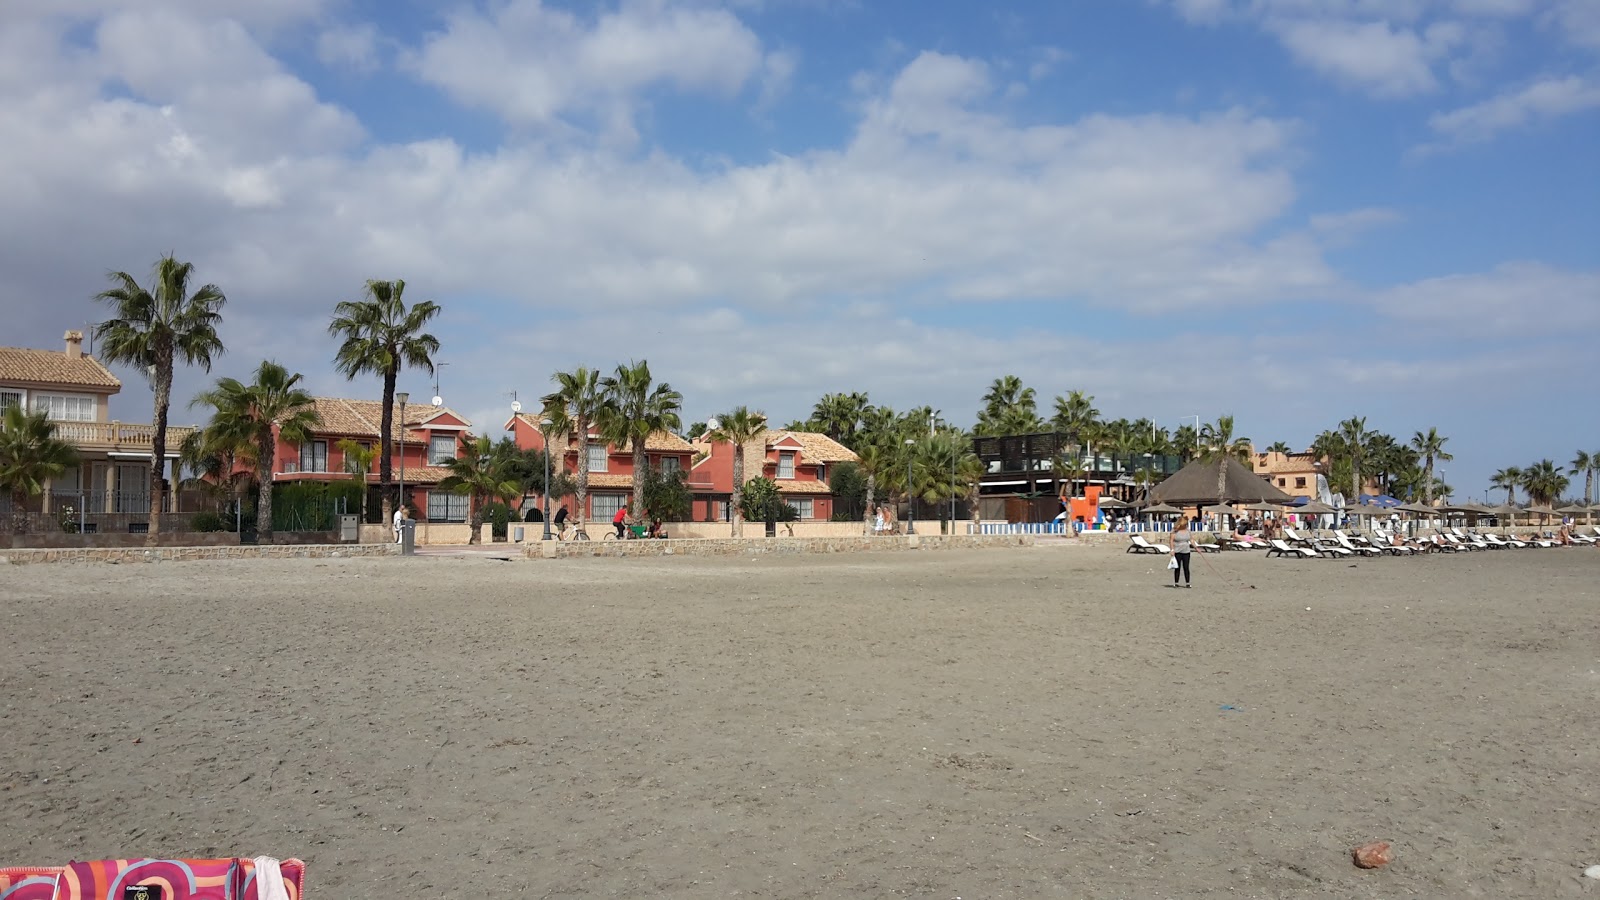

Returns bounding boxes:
[1252,450,1324,501]
[689,430,858,522]
[504,412,695,522]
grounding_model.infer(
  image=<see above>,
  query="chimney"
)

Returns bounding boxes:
[64,330,84,359]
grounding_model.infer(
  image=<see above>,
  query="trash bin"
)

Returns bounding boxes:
[513,526,525,543]
[339,514,359,542]
[400,518,417,555]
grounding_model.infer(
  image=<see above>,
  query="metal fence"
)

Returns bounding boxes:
[0,489,217,535]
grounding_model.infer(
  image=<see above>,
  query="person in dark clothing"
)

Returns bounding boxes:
[552,504,569,539]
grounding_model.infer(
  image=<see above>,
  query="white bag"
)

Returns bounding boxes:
[1167,556,1179,570]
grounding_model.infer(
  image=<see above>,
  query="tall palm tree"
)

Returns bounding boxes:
[1408,427,1452,505]
[1521,459,1569,508]
[811,392,870,446]
[0,405,81,534]
[191,361,320,542]
[1199,415,1250,506]
[975,375,1041,436]
[1491,466,1523,505]
[1264,441,1292,455]
[1051,390,1099,437]
[94,254,227,533]
[1570,450,1595,507]
[855,442,886,534]
[437,435,521,545]
[179,420,253,518]
[335,438,378,521]
[1337,416,1370,502]
[540,367,604,538]
[599,360,683,523]
[329,279,442,522]
[1173,424,1200,463]
[708,406,768,537]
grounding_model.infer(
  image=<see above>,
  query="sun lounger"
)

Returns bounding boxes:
[1127,535,1170,554]
[1334,531,1382,557]
[1267,539,1318,559]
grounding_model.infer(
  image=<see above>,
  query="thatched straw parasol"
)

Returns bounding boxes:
[1140,502,1183,515]
[1147,456,1294,506]
[1097,496,1133,509]
[1241,501,1283,513]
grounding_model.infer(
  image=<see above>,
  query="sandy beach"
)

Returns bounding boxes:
[3,544,1598,898]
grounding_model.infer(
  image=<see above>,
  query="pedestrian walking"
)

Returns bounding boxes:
[1170,516,1193,589]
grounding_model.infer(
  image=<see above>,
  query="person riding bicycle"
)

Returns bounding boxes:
[552,504,568,539]
[613,505,629,539]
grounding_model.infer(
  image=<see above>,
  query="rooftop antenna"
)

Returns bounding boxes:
[432,362,448,407]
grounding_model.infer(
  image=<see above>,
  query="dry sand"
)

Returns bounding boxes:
[3,544,1598,898]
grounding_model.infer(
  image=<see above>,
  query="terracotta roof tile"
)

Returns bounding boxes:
[512,413,690,453]
[300,397,470,441]
[401,465,453,485]
[584,474,635,489]
[764,430,858,463]
[772,479,835,495]
[0,347,120,390]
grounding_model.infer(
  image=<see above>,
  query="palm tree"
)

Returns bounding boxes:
[1199,415,1250,506]
[179,421,253,519]
[1173,424,1200,463]
[437,435,521,545]
[1521,459,1569,508]
[975,375,1042,436]
[913,431,983,533]
[811,392,870,446]
[708,406,768,537]
[94,254,227,533]
[540,367,604,538]
[599,361,683,524]
[1051,390,1100,437]
[329,279,442,522]
[1337,416,1370,502]
[0,405,81,534]
[1407,428,1452,505]
[335,439,378,521]
[1570,450,1594,508]
[855,443,886,534]
[191,361,320,542]
[1264,441,1292,455]
[1491,466,1523,505]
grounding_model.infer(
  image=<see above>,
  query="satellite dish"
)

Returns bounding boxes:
[511,400,522,413]
[431,395,443,407]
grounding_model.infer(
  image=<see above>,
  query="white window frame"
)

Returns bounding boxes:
[32,392,95,422]
[427,491,469,522]
[657,456,682,475]
[299,440,328,473]
[777,450,796,480]
[788,497,814,520]
[428,434,457,466]
[0,390,21,412]
[587,445,608,473]
[592,492,627,521]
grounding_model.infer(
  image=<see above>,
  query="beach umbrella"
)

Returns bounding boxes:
[1555,503,1589,519]
[1140,502,1183,515]
[1296,500,1336,515]
[1207,503,1244,516]
[1241,501,1283,513]
[1097,496,1133,509]
[1396,502,1435,515]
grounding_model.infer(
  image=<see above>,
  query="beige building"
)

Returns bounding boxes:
[0,331,191,531]
[1252,450,1324,501]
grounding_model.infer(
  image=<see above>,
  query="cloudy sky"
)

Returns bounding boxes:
[2,0,1596,499]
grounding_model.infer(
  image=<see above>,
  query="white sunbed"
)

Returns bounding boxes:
[1127,535,1170,554]
[1334,530,1383,557]
[1267,539,1318,559]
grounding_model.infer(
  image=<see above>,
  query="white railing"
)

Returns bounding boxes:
[50,421,196,449]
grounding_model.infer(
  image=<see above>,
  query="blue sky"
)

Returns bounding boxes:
[1,0,1596,501]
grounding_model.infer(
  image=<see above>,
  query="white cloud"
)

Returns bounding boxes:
[410,0,770,134]
[1427,75,1600,144]
[0,0,328,28]
[1541,0,1600,50]
[1272,18,1464,95]
[317,24,380,73]
[1371,262,1600,337]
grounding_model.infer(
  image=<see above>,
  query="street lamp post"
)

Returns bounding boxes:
[904,438,916,535]
[541,417,554,540]
[396,392,409,527]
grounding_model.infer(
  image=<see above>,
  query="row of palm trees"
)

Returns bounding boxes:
[1490,454,1594,508]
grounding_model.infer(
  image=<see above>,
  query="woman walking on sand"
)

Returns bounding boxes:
[1171,516,1193,589]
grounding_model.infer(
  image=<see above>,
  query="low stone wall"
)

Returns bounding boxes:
[0,543,400,565]
[0,531,242,550]
[525,533,1034,559]
[491,519,987,543]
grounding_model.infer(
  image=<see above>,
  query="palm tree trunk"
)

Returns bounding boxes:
[1587,470,1594,507]
[468,493,483,545]
[864,474,876,535]
[255,443,274,542]
[11,488,27,535]
[1423,458,1434,505]
[574,422,589,537]
[731,447,744,538]
[633,440,647,526]
[379,368,396,523]
[150,358,173,536]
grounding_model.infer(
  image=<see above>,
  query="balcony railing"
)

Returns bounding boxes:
[51,421,196,450]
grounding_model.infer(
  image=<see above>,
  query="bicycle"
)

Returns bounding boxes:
[603,524,648,540]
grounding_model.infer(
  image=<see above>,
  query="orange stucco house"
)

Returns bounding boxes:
[503,412,695,522]
[688,430,858,522]
[273,397,472,522]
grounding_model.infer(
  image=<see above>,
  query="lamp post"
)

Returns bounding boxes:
[396,391,409,522]
[904,438,916,535]
[541,416,554,540]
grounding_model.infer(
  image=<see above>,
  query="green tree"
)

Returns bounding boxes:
[437,435,521,545]
[191,361,320,542]
[599,360,683,526]
[1491,466,1523,505]
[913,430,983,533]
[335,438,378,521]
[640,466,693,523]
[854,443,887,533]
[1570,450,1595,507]
[708,406,768,537]
[1264,441,1292,454]
[179,421,253,519]
[975,375,1044,436]
[329,279,442,522]
[0,405,81,534]
[1199,415,1251,505]
[1337,416,1370,502]
[540,367,604,538]
[1521,459,1569,507]
[827,461,867,521]
[810,392,871,446]
[94,254,227,533]
[1051,390,1100,459]
[1409,427,1453,505]
[737,476,798,525]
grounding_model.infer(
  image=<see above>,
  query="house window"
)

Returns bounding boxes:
[778,451,795,479]
[429,434,456,465]
[299,440,328,473]
[0,390,20,412]
[787,498,814,520]
[1277,478,1286,487]
[592,493,627,520]
[427,491,469,522]
[657,456,682,475]
[32,393,95,422]
[587,445,608,473]
[1295,477,1307,488]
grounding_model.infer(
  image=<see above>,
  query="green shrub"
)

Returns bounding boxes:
[483,500,511,539]
[190,511,227,532]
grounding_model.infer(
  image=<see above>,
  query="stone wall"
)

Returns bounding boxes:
[0,543,400,565]
[0,532,242,550]
[526,533,1034,559]
[488,519,986,543]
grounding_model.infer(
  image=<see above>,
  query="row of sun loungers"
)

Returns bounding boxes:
[1130,525,1597,559]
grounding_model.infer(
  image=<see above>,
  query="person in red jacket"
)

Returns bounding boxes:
[613,505,629,539]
